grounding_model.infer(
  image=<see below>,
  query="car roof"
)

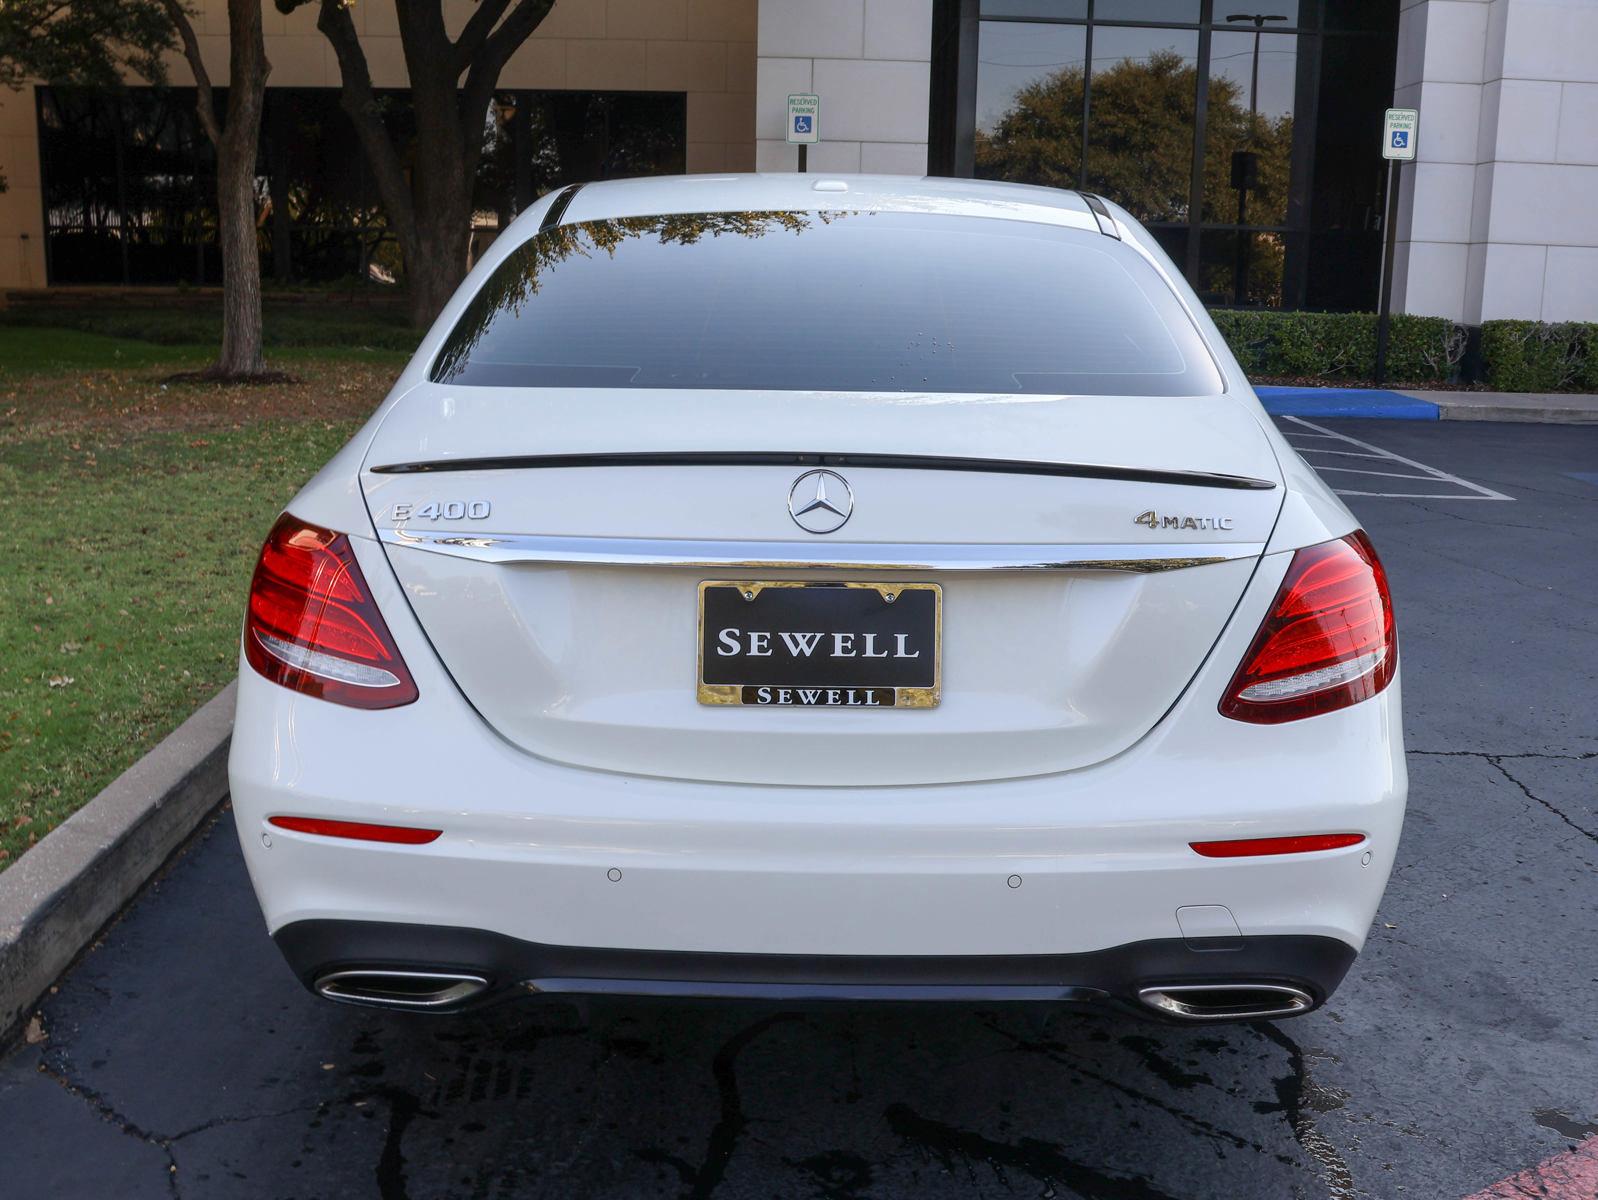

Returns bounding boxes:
[557,173,1104,236]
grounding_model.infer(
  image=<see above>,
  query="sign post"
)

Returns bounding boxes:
[787,93,819,173]
[1375,107,1418,385]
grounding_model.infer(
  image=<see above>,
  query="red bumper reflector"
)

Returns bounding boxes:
[1190,833,1365,858]
[268,816,441,845]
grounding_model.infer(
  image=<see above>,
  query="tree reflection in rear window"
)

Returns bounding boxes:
[431,210,1223,396]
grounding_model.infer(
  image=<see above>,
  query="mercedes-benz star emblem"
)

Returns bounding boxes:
[788,469,854,534]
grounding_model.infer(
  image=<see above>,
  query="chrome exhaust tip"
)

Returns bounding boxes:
[1137,983,1314,1022]
[314,969,489,1010]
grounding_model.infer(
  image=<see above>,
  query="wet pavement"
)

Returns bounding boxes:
[2,419,1595,1199]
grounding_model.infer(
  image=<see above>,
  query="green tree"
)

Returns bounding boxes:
[0,0,176,192]
[976,49,1294,301]
[0,0,173,90]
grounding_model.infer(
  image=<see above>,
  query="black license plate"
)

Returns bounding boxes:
[698,581,941,708]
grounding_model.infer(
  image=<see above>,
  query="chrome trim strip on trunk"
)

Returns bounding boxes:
[377,529,1260,573]
[367,450,1278,491]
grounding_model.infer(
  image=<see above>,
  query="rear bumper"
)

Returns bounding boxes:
[228,527,1408,1012]
[275,919,1356,1020]
[230,660,1406,964]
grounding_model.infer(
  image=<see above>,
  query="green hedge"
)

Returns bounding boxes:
[1480,320,1598,393]
[1208,310,1467,386]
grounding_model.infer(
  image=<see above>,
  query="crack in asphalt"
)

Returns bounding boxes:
[1409,750,1598,761]
[36,1054,183,1199]
[1397,530,1598,609]
[1251,1023,1359,1200]
[36,1034,424,1200]
[1486,756,1598,846]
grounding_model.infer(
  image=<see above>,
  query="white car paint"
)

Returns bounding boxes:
[228,175,1404,1015]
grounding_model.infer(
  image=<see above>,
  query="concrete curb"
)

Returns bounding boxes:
[0,681,235,1041]
[1414,390,1598,424]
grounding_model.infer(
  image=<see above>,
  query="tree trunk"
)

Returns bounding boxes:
[214,131,265,374]
[405,174,474,328]
[210,0,269,377]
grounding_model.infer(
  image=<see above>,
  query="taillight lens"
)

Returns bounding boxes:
[244,513,418,709]
[1220,530,1396,724]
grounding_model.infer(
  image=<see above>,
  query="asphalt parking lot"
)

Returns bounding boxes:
[2,419,1595,1200]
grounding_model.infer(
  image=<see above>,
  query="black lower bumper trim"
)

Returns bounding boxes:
[273,920,1357,1021]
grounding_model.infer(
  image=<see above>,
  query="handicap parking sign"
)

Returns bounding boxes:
[1382,108,1418,161]
[786,93,819,144]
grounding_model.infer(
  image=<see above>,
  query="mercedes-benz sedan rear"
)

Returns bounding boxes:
[228,175,1404,1023]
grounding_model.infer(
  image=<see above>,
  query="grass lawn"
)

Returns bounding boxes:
[0,316,410,868]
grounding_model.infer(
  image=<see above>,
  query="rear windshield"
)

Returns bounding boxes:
[431,210,1223,395]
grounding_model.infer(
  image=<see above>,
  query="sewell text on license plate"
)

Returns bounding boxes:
[697,581,941,708]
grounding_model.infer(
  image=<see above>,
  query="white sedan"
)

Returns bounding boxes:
[228,174,1404,1023]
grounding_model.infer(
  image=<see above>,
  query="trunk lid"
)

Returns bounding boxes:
[361,385,1283,786]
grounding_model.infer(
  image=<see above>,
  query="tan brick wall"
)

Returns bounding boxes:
[0,86,47,288]
[0,0,755,289]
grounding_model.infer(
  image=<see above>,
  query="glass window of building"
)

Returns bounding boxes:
[953,1,1399,313]
[974,23,1088,190]
[37,87,686,287]
[1083,25,1200,225]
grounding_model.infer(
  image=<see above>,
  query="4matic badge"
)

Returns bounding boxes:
[1134,509,1235,532]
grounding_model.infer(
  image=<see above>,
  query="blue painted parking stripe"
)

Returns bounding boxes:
[1255,386,1440,420]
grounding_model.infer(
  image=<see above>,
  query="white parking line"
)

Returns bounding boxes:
[1312,466,1444,481]
[1276,416,1513,501]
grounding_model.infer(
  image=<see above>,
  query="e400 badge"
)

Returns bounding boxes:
[391,500,491,522]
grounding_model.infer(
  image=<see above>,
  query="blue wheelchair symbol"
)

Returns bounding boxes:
[1391,130,1409,149]
[794,115,813,134]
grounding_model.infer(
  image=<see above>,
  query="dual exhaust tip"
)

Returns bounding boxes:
[1137,983,1313,1021]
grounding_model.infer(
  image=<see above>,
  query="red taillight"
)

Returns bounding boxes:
[268,816,441,844]
[244,513,418,709]
[1220,530,1396,724]
[1190,833,1366,858]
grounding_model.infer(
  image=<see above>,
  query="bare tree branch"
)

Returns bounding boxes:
[280,0,559,324]
[453,0,514,71]
[157,0,220,145]
[459,0,554,149]
[314,0,419,251]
